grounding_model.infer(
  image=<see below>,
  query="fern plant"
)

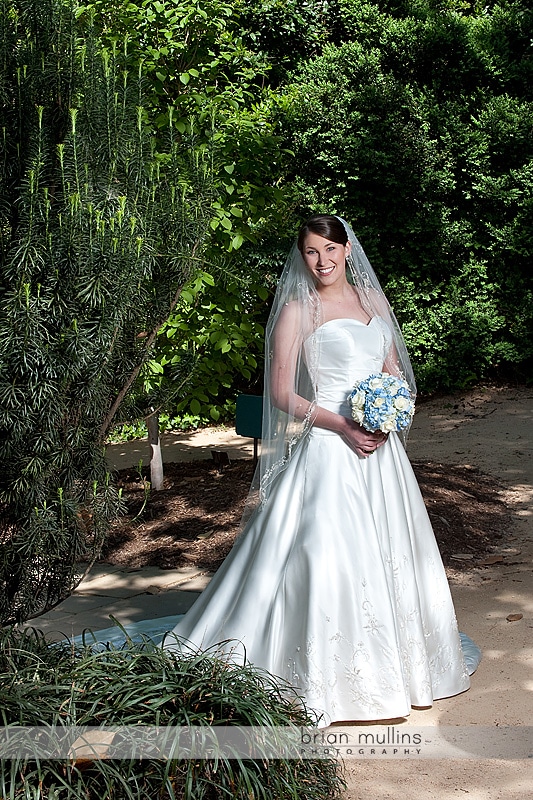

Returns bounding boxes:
[0,0,213,623]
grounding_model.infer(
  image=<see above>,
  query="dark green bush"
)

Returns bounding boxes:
[279,2,533,391]
[0,627,345,799]
[0,0,212,623]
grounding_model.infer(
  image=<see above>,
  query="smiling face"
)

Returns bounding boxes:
[301,232,352,289]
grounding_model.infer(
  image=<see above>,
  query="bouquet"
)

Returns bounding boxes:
[348,372,415,433]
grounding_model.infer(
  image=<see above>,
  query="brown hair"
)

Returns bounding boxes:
[297,214,348,253]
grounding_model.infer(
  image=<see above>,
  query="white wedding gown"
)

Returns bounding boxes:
[162,317,474,724]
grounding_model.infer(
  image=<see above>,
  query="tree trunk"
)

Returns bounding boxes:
[146,412,164,491]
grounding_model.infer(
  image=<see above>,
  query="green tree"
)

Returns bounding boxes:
[78,0,288,253]
[77,0,292,428]
[239,0,329,85]
[280,1,533,390]
[0,0,212,623]
[69,0,533,425]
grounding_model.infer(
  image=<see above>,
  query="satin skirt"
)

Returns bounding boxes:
[166,430,471,724]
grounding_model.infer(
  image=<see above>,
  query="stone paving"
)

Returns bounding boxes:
[27,426,253,640]
[29,563,211,641]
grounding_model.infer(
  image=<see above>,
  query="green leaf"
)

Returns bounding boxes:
[147,360,164,374]
[201,272,215,287]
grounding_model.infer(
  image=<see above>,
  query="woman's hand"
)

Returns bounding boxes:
[309,405,388,457]
[340,418,388,458]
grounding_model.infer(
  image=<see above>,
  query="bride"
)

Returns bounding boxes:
[161,214,477,725]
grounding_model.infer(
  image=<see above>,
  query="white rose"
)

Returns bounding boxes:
[369,377,383,389]
[351,390,365,408]
[352,409,365,424]
[381,416,397,432]
[373,397,385,407]
[394,396,411,411]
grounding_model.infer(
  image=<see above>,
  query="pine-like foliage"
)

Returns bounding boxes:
[0,0,212,623]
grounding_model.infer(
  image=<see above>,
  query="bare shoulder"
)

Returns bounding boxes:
[359,286,391,316]
[273,299,307,345]
[276,299,303,328]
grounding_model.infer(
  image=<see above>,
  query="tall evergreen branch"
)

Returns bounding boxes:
[0,0,212,623]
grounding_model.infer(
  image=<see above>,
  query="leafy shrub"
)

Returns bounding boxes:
[155,273,269,425]
[280,4,533,391]
[137,243,289,429]
[0,627,345,799]
[389,258,515,391]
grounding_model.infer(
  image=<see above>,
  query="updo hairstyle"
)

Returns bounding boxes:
[297,214,348,253]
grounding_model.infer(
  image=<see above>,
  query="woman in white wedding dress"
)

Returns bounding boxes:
[162,215,478,725]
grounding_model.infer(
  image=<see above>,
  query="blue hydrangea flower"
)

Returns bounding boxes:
[348,373,415,433]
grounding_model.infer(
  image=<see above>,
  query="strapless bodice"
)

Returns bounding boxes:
[304,316,392,417]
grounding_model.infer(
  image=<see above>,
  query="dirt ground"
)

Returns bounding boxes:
[103,459,510,577]
[104,383,533,800]
[104,385,514,577]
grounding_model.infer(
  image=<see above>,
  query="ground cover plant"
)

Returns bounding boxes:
[0,626,345,799]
